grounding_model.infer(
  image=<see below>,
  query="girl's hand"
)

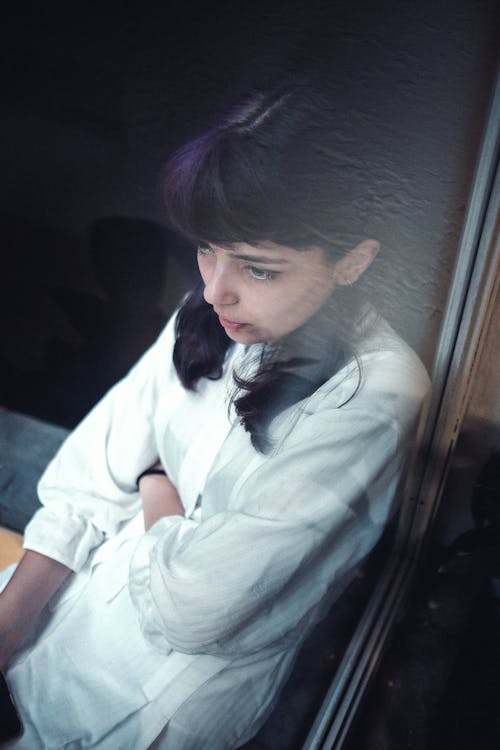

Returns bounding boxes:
[138,466,185,530]
[0,551,71,670]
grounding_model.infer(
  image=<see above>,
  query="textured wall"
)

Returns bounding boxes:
[0,2,498,424]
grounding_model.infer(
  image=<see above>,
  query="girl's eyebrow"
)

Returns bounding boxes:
[231,252,290,265]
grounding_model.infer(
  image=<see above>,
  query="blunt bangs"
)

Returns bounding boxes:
[162,85,326,249]
[162,81,376,256]
[163,129,292,248]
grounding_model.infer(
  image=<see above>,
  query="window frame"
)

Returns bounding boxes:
[303,66,500,750]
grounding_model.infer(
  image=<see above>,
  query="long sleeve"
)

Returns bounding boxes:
[22,316,179,571]
[128,389,416,658]
[128,332,429,659]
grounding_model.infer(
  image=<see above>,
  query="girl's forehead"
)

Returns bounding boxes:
[208,241,298,263]
[207,241,331,268]
[210,240,314,256]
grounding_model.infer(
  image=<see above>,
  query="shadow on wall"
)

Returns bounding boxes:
[0,216,197,427]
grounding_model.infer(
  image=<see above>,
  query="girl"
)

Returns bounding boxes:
[0,82,429,748]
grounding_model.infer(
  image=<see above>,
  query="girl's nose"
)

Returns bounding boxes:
[203,267,239,306]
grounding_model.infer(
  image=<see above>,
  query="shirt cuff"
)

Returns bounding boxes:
[22,506,104,571]
[128,515,197,652]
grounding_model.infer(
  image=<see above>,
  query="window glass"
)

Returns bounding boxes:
[0,3,498,748]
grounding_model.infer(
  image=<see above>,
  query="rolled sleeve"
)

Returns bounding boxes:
[23,317,178,571]
[128,405,403,658]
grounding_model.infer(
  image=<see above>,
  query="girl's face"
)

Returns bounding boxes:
[198,241,339,345]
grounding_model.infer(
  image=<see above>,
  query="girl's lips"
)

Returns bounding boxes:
[217,314,246,330]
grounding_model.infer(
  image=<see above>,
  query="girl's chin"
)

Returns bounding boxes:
[225,327,265,345]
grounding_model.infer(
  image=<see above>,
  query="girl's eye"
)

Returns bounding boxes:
[248,266,278,281]
[197,245,213,256]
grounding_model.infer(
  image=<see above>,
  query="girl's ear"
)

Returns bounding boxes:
[332,239,380,286]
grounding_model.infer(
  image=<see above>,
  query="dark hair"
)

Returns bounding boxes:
[164,80,371,451]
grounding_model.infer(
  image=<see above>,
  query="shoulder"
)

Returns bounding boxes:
[143,307,183,370]
[103,309,182,402]
[294,309,430,437]
[355,310,430,408]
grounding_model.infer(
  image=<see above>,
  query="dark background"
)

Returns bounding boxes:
[1,1,498,427]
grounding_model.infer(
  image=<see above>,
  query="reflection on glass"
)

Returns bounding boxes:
[0,78,432,749]
[1,6,498,745]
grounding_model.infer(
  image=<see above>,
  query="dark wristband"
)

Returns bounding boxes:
[136,468,167,488]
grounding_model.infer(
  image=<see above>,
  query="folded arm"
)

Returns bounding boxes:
[0,318,180,669]
[129,404,407,658]
[138,467,185,530]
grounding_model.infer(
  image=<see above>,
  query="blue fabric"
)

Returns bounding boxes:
[0,411,68,533]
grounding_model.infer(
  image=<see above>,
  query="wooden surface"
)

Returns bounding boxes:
[0,527,24,569]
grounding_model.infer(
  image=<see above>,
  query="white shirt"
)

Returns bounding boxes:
[2,309,429,749]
